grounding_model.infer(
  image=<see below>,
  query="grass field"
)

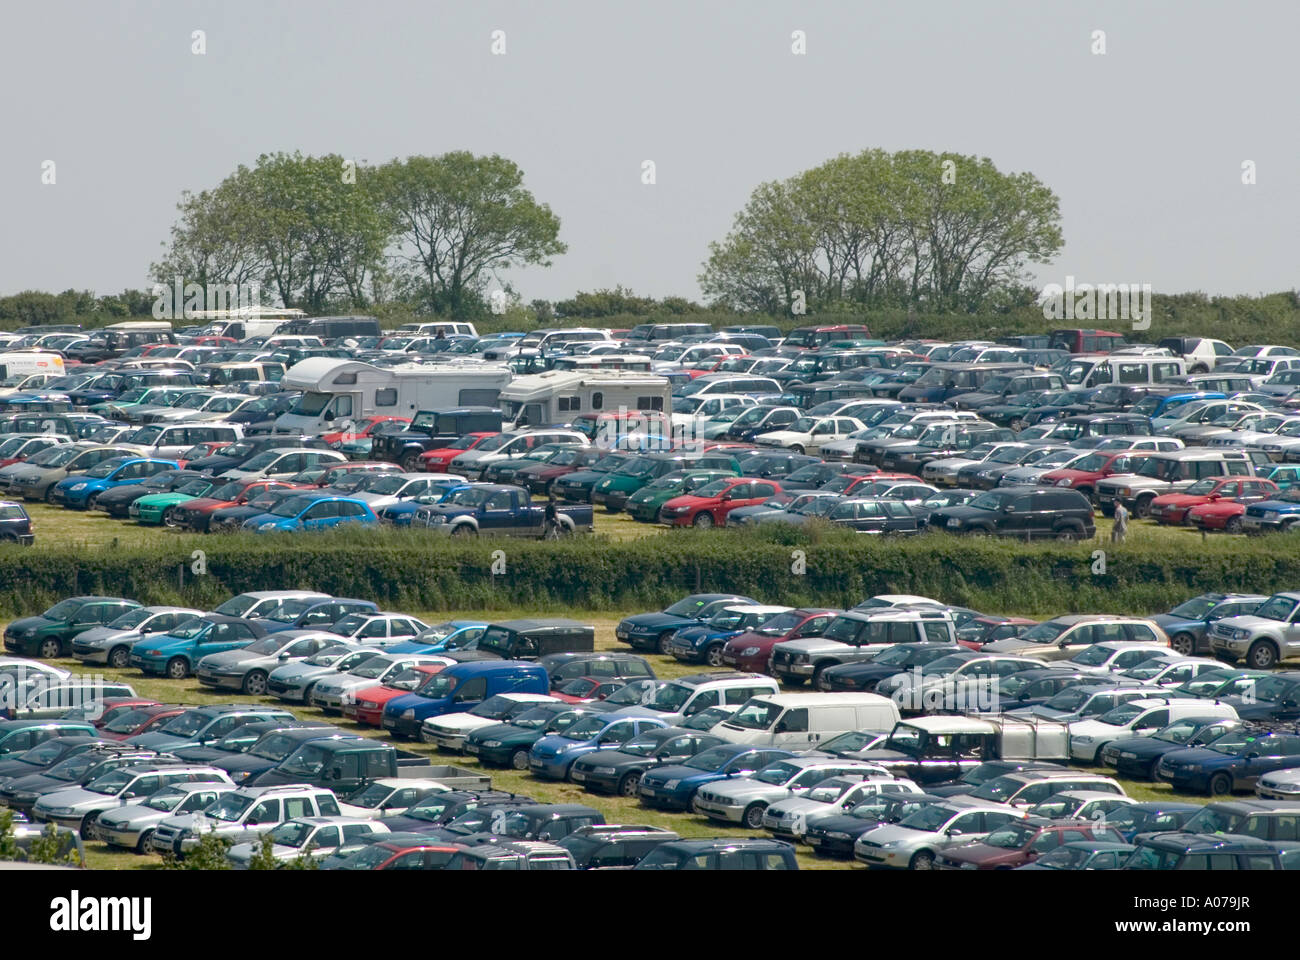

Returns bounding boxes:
[11,605,1223,871]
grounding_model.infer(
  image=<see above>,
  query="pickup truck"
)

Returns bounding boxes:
[861,715,1070,785]
[371,407,502,470]
[248,738,490,796]
[411,483,593,538]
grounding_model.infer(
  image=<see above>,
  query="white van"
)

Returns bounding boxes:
[1059,355,1186,389]
[717,693,902,749]
[0,352,66,382]
[605,672,779,724]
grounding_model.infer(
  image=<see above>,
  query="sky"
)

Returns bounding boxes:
[0,0,1295,304]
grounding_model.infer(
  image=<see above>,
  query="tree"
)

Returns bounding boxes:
[700,149,1062,314]
[375,152,566,319]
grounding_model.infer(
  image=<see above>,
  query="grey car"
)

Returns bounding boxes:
[195,630,341,696]
[226,816,391,867]
[95,782,237,852]
[264,644,385,703]
[70,606,203,668]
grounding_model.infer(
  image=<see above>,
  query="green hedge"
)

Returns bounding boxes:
[0,527,1298,619]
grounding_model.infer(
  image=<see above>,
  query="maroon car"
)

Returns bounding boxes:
[937,818,1124,869]
[720,607,841,674]
[514,447,604,496]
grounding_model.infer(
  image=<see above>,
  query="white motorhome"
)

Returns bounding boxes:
[273,358,512,434]
[497,370,672,430]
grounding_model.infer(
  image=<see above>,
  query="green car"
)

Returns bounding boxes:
[129,477,219,525]
[592,452,745,513]
[624,468,738,522]
[88,386,195,421]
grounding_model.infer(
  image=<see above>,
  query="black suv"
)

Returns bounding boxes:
[633,837,799,870]
[557,824,680,868]
[928,486,1096,540]
[537,652,655,685]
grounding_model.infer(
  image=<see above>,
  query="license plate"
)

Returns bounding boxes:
[616,630,628,639]
[571,770,585,781]
[465,743,479,754]
[529,759,543,768]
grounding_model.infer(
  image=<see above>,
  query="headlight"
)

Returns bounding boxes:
[431,515,447,524]
[795,654,810,663]
[402,709,416,719]
[231,770,251,782]
[43,806,74,816]
[827,831,850,840]
[70,483,86,491]
[1182,764,1202,772]
[740,647,760,656]
[482,740,502,748]
[1055,478,1071,486]
[1072,735,1094,744]
[663,780,679,790]
[593,766,617,776]
[1118,487,1133,497]
[259,522,277,530]
[946,518,961,528]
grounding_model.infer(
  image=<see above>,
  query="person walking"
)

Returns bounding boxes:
[1111,501,1129,543]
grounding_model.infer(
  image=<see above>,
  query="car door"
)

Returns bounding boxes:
[478,489,518,535]
[451,676,489,712]
[941,811,986,847]
[299,500,337,530]
[852,500,888,533]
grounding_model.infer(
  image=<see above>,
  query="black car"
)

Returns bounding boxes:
[184,435,327,475]
[537,651,655,685]
[1098,717,1244,779]
[0,500,34,545]
[568,728,728,796]
[91,470,208,518]
[634,836,798,870]
[557,824,680,868]
[820,642,962,692]
[380,790,533,834]
[879,425,1016,475]
[1219,672,1300,722]
[924,760,1064,797]
[927,486,1096,540]
[0,735,102,781]
[434,802,604,845]
[737,452,821,480]
[773,460,861,491]
[0,747,165,814]
[990,669,1107,711]
[824,497,920,534]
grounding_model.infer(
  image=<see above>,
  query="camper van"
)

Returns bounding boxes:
[273,359,512,434]
[497,370,672,430]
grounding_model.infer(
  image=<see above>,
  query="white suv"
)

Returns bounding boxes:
[605,671,778,724]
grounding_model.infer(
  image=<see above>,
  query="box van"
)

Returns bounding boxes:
[0,353,65,381]
[274,359,511,434]
[380,660,550,737]
[287,316,381,342]
[784,325,872,349]
[1058,354,1185,389]
[717,693,901,749]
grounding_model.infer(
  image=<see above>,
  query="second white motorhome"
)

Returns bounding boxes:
[497,370,672,429]
[273,358,512,434]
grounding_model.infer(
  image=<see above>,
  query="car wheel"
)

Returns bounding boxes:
[742,803,766,830]
[1092,743,1111,766]
[618,772,642,798]
[43,485,55,503]
[37,638,61,659]
[704,644,725,668]
[400,453,421,472]
[79,815,97,840]
[812,663,831,690]
[657,632,676,656]
[692,512,714,529]
[1134,495,1155,519]
[1055,526,1081,541]
[162,507,184,529]
[166,657,190,680]
[1246,640,1278,670]
[1224,516,1243,534]
[909,849,935,870]
[689,793,706,815]
[108,646,131,670]
[85,494,100,511]
[1208,772,1232,796]
[135,830,154,854]
[451,524,476,537]
[510,748,530,771]
[1169,632,1196,657]
[242,670,269,696]
[790,445,805,456]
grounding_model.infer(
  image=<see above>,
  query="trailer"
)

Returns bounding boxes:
[273,358,512,434]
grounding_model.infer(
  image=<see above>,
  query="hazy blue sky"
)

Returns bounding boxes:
[1,0,1294,303]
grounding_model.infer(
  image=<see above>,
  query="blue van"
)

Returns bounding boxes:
[381,660,548,737]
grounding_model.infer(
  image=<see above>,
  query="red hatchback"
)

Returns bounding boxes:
[1150,477,1279,526]
[659,477,783,527]
[173,478,296,532]
[551,676,626,704]
[1039,450,1146,501]
[938,818,1123,870]
[99,704,187,741]
[420,433,500,473]
[353,663,450,726]
[720,608,840,674]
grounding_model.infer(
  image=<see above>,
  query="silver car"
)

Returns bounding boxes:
[70,606,203,668]
[195,630,341,695]
[94,781,235,852]
[33,764,233,836]
[308,653,449,713]
[265,644,384,703]
[693,758,890,829]
[226,816,390,867]
[854,797,1028,869]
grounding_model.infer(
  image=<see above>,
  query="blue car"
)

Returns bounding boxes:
[259,598,379,634]
[666,605,789,666]
[1150,593,1269,657]
[382,660,550,738]
[615,594,758,655]
[529,714,667,781]
[1155,726,1300,795]
[385,621,488,655]
[1092,801,1203,842]
[243,494,378,532]
[1243,488,1300,533]
[376,481,471,526]
[637,744,795,811]
[49,456,180,509]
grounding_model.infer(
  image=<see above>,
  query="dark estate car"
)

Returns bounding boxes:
[927,487,1097,540]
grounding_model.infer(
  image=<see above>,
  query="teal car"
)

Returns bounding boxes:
[592,453,742,513]
[1264,465,1300,491]
[624,469,738,522]
[129,477,219,525]
[129,614,268,679]
[88,386,196,421]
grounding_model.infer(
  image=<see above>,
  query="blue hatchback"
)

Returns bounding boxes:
[529,714,667,780]
[50,456,180,509]
[636,744,796,810]
[375,480,471,526]
[385,621,488,655]
[243,494,378,532]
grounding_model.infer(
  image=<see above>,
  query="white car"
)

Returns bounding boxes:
[761,774,923,840]
[349,473,461,511]
[226,816,390,867]
[1256,768,1300,801]
[921,442,1025,487]
[1062,641,1174,675]
[1067,698,1238,762]
[308,653,451,712]
[1119,657,1224,687]
[327,612,430,649]
[1024,789,1137,821]
[854,797,1027,870]
[876,653,1040,714]
[421,692,560,751]
[335,779,452,818]
[265,644,385,703]
[693,757,889,828]
[214,590,331,620]
[755,416,867,456]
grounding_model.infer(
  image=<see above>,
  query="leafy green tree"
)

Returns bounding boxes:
[375,152,565,319]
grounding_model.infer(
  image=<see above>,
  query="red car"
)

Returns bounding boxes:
[660,477,785,528]
[1150,477,1279,526]
[100,704,187,741]
[720,607,840,674]
[938,819,1122,869]
[175,441,232,469]
[352,663,450,726]
[551,677,626,704]
[78,697,160,730]
[1040,450,1147,501]
[420,433,500,473]
[342,839,462,870]
[956,616,1039,651]
[173,478,295,532]
[320,415,411,449]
